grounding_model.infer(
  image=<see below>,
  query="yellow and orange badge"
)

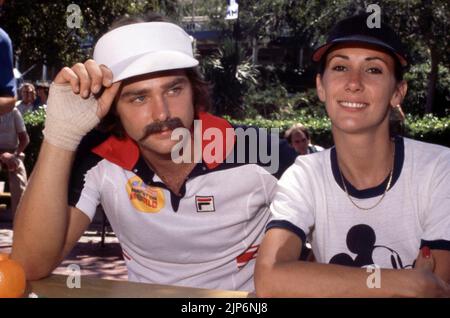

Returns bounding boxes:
[126,176,165,213]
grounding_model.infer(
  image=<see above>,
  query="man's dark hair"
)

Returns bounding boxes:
[285,123,310,145]
[98,12,212,139]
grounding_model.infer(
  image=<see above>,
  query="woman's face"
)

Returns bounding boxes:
[316,45,407,136]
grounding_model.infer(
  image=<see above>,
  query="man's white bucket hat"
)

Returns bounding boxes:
[93,22,199,82]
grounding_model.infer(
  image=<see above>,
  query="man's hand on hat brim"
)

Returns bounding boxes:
[54,60,121,120]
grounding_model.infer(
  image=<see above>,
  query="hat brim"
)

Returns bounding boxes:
[110,50,199,83]
[312,35,408,67]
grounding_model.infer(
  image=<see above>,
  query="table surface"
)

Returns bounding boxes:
[27,275,251,298]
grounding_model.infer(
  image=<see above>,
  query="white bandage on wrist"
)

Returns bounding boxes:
[43,83,100,151]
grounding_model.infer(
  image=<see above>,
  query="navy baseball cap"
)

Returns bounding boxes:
[312,14,408,67]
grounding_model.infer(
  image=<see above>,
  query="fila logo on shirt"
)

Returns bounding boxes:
[195,196,215,212]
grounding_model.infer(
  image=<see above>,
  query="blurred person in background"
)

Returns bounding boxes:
[285,123,324,155]
[0,0,16,116]
[16,83,39,115]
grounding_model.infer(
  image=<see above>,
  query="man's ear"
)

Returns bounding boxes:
[390,80,408,107]
[316,74,326,102]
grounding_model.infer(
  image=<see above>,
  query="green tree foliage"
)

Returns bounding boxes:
[0,0,180,72]
[200,38,259,118]
[200,0,449,117]
[2,0,448,116]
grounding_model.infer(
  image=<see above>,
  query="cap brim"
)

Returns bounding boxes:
[110,50,199,82]
[312,36,407,67]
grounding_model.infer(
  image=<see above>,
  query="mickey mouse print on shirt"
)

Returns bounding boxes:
[329,224,413,269]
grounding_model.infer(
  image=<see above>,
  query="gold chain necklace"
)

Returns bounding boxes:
[339,148,395,211]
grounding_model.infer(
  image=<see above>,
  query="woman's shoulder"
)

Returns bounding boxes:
[403,137,450,173]
[290,147,331,175]
[403,137,450,159]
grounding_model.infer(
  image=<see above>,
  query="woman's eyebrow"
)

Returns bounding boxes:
[365,56,388,65]
[328,54,349,62]
[327,54,390,67]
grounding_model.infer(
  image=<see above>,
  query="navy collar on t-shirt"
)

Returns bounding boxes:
[331,136,404,199]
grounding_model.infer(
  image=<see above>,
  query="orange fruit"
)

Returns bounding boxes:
[0,253,26,298]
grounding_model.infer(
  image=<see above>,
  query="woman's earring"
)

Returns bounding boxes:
[389,104,406,136]
[393,104,405,121]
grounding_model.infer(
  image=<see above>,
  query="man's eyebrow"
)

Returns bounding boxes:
[160,77,189,90]
[119,77,188,99]
[119,88,150,99]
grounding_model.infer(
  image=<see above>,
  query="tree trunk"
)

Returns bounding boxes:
[425,46,439,114]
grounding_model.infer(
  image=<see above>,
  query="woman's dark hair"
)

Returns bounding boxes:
[97,13,212,139]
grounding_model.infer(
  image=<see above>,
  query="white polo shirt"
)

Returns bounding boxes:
[69,112,297,291]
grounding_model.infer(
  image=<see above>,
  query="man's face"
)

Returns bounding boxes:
[21,86,36,104]
[290,131,309,155]
[116,69,195,157]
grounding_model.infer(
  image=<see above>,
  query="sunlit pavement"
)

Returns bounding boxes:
[0,206,128,281]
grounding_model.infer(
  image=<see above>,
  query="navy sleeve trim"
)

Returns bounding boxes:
[266,220,307,244]
[420,239,450,251]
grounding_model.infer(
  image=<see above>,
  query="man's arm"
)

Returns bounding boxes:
[0,96,15,115]
[16,131,29,155]
[0,131,30,171]
[11,60,120,280]
[11,142,91,279]
[255,228,450,297]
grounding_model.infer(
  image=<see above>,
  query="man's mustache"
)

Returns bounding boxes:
[139,117,185,141]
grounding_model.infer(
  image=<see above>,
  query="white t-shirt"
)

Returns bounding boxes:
[268,137,450,269]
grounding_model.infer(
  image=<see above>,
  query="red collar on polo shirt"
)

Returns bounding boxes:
[91,112,236,171]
